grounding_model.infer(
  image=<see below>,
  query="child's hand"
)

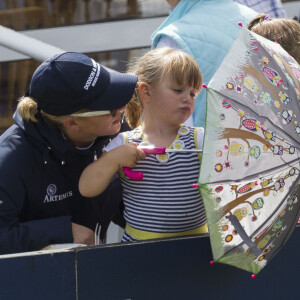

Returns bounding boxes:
[109,143,146,168]
[79,143,146,197]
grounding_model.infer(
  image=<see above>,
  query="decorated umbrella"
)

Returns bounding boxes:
[198,25,300,275]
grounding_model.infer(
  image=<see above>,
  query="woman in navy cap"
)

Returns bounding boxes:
[0,52,145,254]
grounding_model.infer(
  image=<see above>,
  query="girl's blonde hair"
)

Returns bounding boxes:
[125,47,202,128]
[248,14,300,64]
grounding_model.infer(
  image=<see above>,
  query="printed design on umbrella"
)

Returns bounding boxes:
[199,27,300,275]
[207,158,299,273]
[262,67,283,87]
[292,66,300,81]
[225,36,300,136]
[217,105,296,169]
[208,97,299,271]
[216,169,298,222]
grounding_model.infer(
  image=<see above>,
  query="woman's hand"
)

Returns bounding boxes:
[72,223,96,245]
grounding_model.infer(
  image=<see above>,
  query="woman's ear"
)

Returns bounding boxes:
[138,82,151,102]
[62,116,80,131]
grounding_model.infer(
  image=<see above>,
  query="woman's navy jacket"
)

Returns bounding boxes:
[0,111,125,254]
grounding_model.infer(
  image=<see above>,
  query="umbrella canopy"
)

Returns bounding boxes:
[198,26,300,275]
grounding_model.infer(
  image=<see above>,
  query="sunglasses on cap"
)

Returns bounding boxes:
[70,109,118,117]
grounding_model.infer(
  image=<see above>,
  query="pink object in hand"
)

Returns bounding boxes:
[122,147,167,180]
[138,147,166,155]
[122,167,143,180]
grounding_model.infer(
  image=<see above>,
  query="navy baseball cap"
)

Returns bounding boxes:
[26,52,138,116]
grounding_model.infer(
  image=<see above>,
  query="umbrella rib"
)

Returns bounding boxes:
[201,158,300,186]
[227,214,262,256]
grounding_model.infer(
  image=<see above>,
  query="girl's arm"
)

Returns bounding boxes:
[79,143,146,197]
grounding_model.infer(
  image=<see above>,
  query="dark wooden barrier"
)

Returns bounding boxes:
[0,227,299,300]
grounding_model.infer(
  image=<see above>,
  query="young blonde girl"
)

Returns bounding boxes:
[79,47,208,242]
[248,14,300,64]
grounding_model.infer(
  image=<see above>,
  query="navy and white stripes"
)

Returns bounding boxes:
[121,126,207,241]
